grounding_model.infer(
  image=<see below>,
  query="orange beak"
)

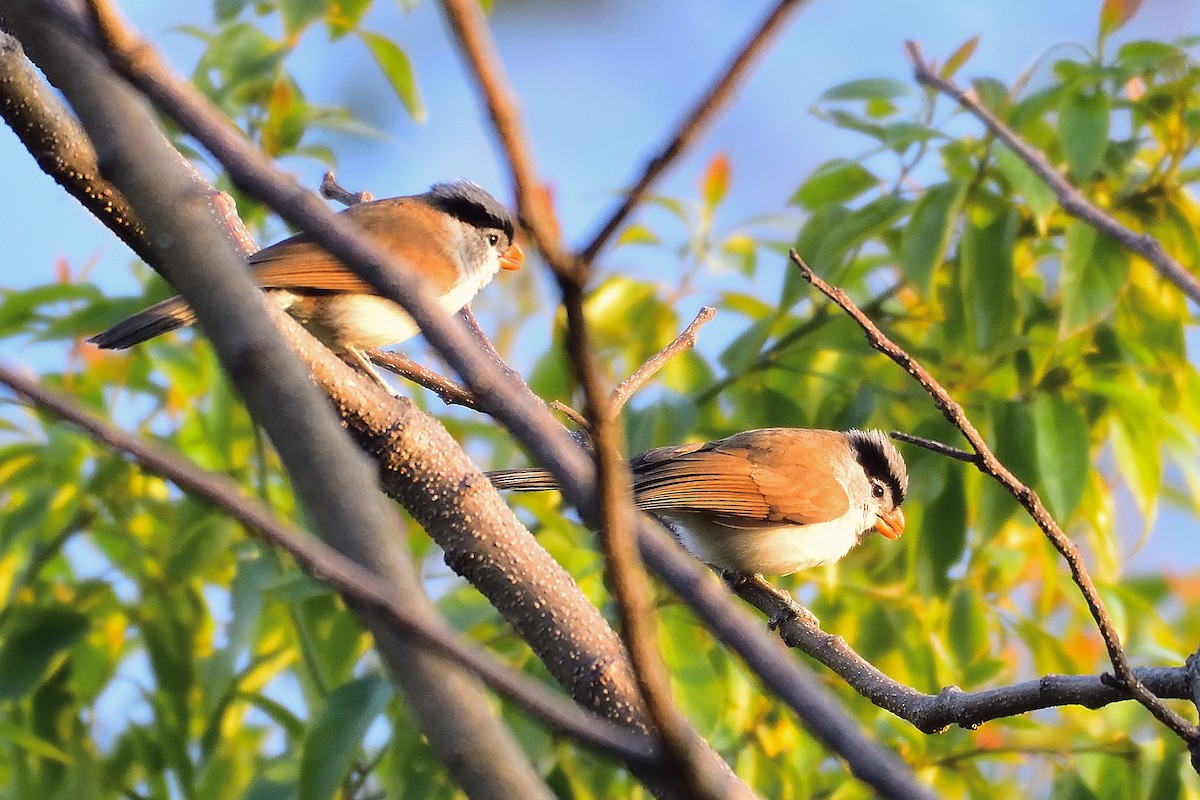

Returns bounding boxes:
[872,507,905,540]
[500,241,524,271]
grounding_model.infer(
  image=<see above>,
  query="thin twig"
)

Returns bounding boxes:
[370,351,480,410]
[549,400,589,429]
[0,362,658,768]
[889,431,980,464]
[790,249,1198,745]
[904,39,1200,307]
[563,282,736,799]
[611,306,715,413]
[551,306,718,428]
[579,0,810,265]
[320,170,372,206]
[438,0,571,273]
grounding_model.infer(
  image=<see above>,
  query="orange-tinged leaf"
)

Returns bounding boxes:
[702,152,731,209]
[940,34,980,80]
[1100,0,1144,37]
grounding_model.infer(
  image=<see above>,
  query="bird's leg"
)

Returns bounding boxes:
[342,347,400,397]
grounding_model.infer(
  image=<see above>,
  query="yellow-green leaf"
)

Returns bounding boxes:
[359,31,426,123]
[940,35,981,80]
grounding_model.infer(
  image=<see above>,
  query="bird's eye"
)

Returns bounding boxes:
[487,233,500,246]
[871,482,886,499]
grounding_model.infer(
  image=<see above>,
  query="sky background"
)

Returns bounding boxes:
[2,0,1198,578]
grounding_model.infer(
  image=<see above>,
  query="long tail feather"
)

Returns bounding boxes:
[88,296,196,349]
[485,468,561,492]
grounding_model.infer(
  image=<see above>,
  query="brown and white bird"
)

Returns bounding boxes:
[487,428,908,576]
[88,181,523,389]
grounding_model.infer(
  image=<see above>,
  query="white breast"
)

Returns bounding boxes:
[271,255,501,352]
[664,510,869,575]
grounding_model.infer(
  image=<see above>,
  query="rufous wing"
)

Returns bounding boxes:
[629,429,850,525]
[248,198,461,295]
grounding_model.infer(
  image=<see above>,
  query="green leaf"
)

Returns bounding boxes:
[993,145,1057,232]
[280,0,326,38]
[299,676,393,800]
[900,180,966,295]
[616,223,660,247]
[947,588,988,667]
[1060,222,1129,337]
[918,467,966,594]
[940,35,980,80]
[960,205,1018,352]
[0,607,89,701]
[719,315,776,374]
[818,77,909,102]
[1059,89,1110,181]
[0,717,72,763]
[1032,394,1090,521]
[359,32,426,123]
[791,159,877,209]
[326,0,372,39]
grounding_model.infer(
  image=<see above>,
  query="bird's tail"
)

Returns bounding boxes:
[485,468,561,492]
[88,296,196,349]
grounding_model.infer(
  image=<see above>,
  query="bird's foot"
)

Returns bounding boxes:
[344,348,401,397]
[768,599,819,630]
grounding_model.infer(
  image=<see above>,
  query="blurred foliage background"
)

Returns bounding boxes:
[2,0,1200,798]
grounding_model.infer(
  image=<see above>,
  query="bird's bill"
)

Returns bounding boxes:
[500,241,524,271]
[873,507,905,540]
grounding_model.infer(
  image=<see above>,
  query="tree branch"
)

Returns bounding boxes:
[904,39,1200,307]
[2,7,558,796]
[580,0,810,266]
[727,572,1193,731]
[35,0,938,794]
[790,249,1198,746]
[0,362,659,769]
[612,306,715,413]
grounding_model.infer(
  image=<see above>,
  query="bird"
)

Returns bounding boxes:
[88,181,524,391]
[486,428,907,576]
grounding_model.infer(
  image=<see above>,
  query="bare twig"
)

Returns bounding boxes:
[579,0,810,265]
[549,306,718,428]
[611,306,715,413]
[320,170,372,205]
[904,39,1200,307]
[565,286,736,799]
[369,350,480,410]
[0,362,658,769]
[889,431,980,464]
[549,400,590,429]
[438,0,571,272]
[790,249,1198,745]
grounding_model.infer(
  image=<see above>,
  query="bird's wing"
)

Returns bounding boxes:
[248,198,458,294]
[630,430,850,525]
